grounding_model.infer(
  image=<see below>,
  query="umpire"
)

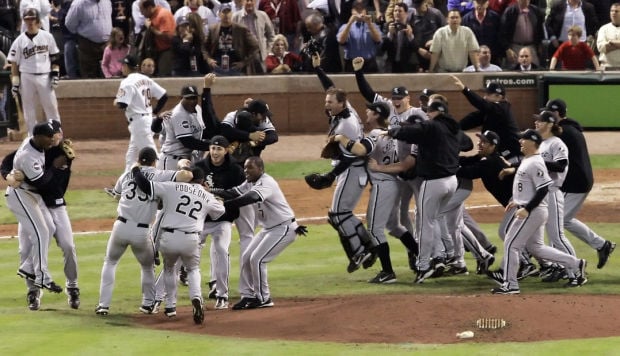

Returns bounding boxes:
[544,99,616,269]
[451,76,522,164]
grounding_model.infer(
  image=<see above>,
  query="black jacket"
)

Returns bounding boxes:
[558,117,594,193]
[458,88,521,160]
[500,4,545,51]
[458,152,513,207]
[393,114,461,179]
[546,0,598,41]
[194,153,245,222]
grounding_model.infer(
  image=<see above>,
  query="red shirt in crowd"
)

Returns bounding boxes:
[552,41,595,70]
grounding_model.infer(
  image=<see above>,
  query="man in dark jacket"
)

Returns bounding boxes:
[499,0,546,68]
[546,0,598,53]
[451,75,522,163]
[543,98,616,269]
[388,101,461,284]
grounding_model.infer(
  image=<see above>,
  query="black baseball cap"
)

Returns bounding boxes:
[406,114,425,124]
[32,122,56,137]
[50,120,62,133]
[181,85,199,98]
[391,86,409,99]
[485,82,506,96]
[210,135,230,148]
[138,147,158,165]
[122,55,139,67]
[419,88,436,100]
[366,102,390,118]
[533,111,556,123]
[247,99,272,117]
[427,101,447,114]
[541,98,567,116]
[476,130,500,145]
[519,129,542,145]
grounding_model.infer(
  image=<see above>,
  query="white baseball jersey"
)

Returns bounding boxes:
[147,181,225,232]
[233,173,295,229]
[160,103,205,157]
[365,128,399,182]
[221,110,277,133]
[539,136,569,189]
[116,73,166,117]
[8,30,59,74]
[512,154,552,207]
[373,94,428,128]
[11,138,46,191]
[330,103,364,161]
[113,166,178,224]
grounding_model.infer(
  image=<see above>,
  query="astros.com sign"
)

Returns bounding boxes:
[483,75,537,88]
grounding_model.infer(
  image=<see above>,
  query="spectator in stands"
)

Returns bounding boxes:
[411,0,446,71]
[132,0,170,37]
[499,0,545,68]
[383,2,420,73]
[597,2,620,70]
[172,16,210,76]
[448,0,474,15]
[232,0,275,67]
[174,0,219,34]
[462,0,503,66]
[101,27,130,78]
[464,44,502,71]
[139,0,176,77]
[300,11,341,73]
[337,0,382,73]
[549,25,600,70]
[58,0,79,79]
[429,9,480,72]
[112,0,132,38]
[511,46,539,70]
[259,0,302,53]
[65,0,112,78]
[546,0,598,54]
[265,33,302,73]
[0,0,19,32]
[141,57,156,76]
[205,3,263,75]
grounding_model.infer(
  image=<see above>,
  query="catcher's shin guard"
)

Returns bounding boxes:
[328,211,357,259]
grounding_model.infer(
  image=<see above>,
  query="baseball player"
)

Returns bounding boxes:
[2,121,81,309]
[352,57,424,267]
[451,76,522,164]
[151,85,211,170]
[312,53,377,273]
[95,148,192,316]
[490,129,587,294]
[194,135,245,309]
[8,8,61,135]
[544,99,616,269]
[115,54,168,172]
[387,101,461,283]
[4,122,64,310]
[132,165,225,325]
[331,102,403,284]
[212,156,307,310]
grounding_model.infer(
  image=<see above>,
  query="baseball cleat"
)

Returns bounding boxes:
[27,290,41,311]
[35,281,63,293]
[491,286,520,295]
[476,255,495,275]
[67,288,80,309]
[245,298,274,309]
[17,269,36,281]
[361,249,378,269]
[232,297,255,310]
[164,307,177,317]
[214,297,229,310]
[207,280,217,299]
[179,266,189,286]
[597,241,616,269]
[95,305,109,315]
[368,271,397,284]
[414,267,435,284]
[192,298,204,325]
[139,304,155,314]
[517,263,539,280]
[486,269,505,285]
[346,252,367,273]
[152,300,162,314]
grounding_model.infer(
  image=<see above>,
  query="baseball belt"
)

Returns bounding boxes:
[117,216,149,228]
[161,227,198,235]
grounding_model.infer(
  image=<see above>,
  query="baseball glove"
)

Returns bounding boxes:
[62,139,76,160]
[320,141,340,159]
[304,172,336,190]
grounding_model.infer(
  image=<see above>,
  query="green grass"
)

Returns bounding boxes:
[588,155,620,169]
[0,222,619,354]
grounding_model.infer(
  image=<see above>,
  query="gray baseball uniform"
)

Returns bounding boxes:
[158,102,205,170]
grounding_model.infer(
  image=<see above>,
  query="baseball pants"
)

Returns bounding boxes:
[546,188,576,256]
[235,205,257,295]
[417,175,457,271]
[367,179,400,246]
[6,188,55,287]
[463,209,494,250]
[98,220,156,308]
[564,192,606,250]
[125,114,158,172]
[238,222,298,303]
[19,72,61,134]
[201,221,232,300]
[49,206,79,288]
[159,230,203,308]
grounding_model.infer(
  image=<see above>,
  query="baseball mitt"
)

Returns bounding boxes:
[62,139,76,160]
[320,141,340,159]
[304,172,335,190]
